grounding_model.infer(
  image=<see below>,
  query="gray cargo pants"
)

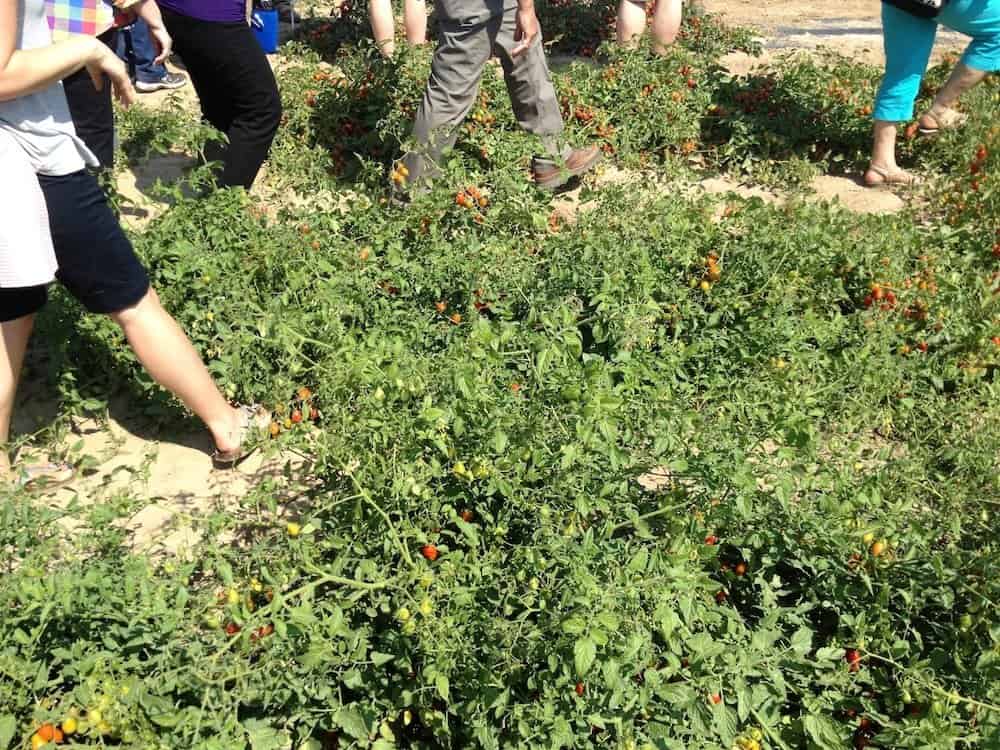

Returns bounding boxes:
[401,9,566,185]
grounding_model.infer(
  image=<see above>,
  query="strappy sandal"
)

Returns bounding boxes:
[864,165,922,189]
[16,462,76,489]
[918,109,968,136]
[212,404,269,469]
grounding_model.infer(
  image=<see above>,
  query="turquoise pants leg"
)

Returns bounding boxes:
[874,0,1000,122]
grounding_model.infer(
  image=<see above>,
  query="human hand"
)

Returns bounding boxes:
[146,22,173,65]
[511,4,539,57]
[86,41,136,108]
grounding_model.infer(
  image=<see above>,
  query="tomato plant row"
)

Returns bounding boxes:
[1,5,998,750]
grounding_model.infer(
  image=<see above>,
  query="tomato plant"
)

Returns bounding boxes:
[1,7,998,750]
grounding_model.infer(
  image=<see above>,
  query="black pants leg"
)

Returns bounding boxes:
[62,29,118,170]
[160,8,282,190]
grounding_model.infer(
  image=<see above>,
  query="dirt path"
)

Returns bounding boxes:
[706,0,967,65]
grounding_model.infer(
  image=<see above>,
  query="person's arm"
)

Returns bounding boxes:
[132,0,173,64]
[511,0,540,57]
[0,1,135,105]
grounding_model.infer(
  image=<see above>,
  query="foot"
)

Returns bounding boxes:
[864,164,921,188]
[135,72,188,94]
[212,405,268,468]
[531,145,603,191]
[918,108,967,134]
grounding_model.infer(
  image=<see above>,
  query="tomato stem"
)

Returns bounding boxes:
[350,473,416,568]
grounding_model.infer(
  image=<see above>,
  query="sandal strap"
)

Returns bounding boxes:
[867,165,920,185]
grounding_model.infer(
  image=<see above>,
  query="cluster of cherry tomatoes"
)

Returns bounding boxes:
[269,386,320,437]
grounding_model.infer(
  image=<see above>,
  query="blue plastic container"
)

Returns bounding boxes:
[252,9,279,54]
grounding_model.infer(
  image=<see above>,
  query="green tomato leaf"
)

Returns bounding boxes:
[0,715,15,750]
[334,707,369,740]
[575,637,597,677]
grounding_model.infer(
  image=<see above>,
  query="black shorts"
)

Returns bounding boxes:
[0,170,150,322]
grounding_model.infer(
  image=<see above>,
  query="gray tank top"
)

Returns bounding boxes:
[0,0,98,176]
[434,0,517,24]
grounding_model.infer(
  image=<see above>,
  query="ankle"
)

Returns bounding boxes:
[926,102,952,120]
[208,407,242,452]
[869,159,897,173]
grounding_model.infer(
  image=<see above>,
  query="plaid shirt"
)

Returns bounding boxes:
[45,0,142,41]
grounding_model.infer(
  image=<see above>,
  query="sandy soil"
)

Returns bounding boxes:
[704,0,882,29]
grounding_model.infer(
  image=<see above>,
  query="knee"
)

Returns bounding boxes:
[259,84,283,136]
[265,90,283,135]
[109,287,159,328]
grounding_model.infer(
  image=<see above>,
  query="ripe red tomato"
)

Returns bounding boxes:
[225,623,241,636]
[420,544,439,561]
[715,590,728,604]
[291,410,303,424]
[704,534,718,545]
[710,693,722,704]
[844,648,861,671]
[734,562,747,576]
[575,682,585,696]
[460,510,474,522]
[36,725,56,743]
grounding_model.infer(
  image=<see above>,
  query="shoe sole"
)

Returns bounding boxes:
[534,151,604,191]
[135,82,187,93]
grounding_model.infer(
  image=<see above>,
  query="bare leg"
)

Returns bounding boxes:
[108,289,243,454]
[921,62,986,129]
[864,120,919,186]
[616,0,648,48]
[0,314,35,477]
[650,0,682,54]
[403,0,427,46]
[369,0,396,57]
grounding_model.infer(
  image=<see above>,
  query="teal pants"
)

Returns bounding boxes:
[874,0,1000,122]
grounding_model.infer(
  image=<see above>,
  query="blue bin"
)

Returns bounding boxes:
[252,9,279,54]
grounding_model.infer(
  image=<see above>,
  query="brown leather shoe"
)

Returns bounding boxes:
[532,145,603,190]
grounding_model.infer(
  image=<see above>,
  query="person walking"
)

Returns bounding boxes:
[399,0,602,192]
[369,0,427,58]
[617,0,682,55]
[116,17,187,92]
[155,0,283,190]
[46,0,173,168]
[1,0,262,484]
[865,0,1000,187]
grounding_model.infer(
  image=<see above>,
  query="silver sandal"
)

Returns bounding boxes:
[864,164,922,189]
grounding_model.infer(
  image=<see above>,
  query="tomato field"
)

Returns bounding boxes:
[2,4,999,749]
